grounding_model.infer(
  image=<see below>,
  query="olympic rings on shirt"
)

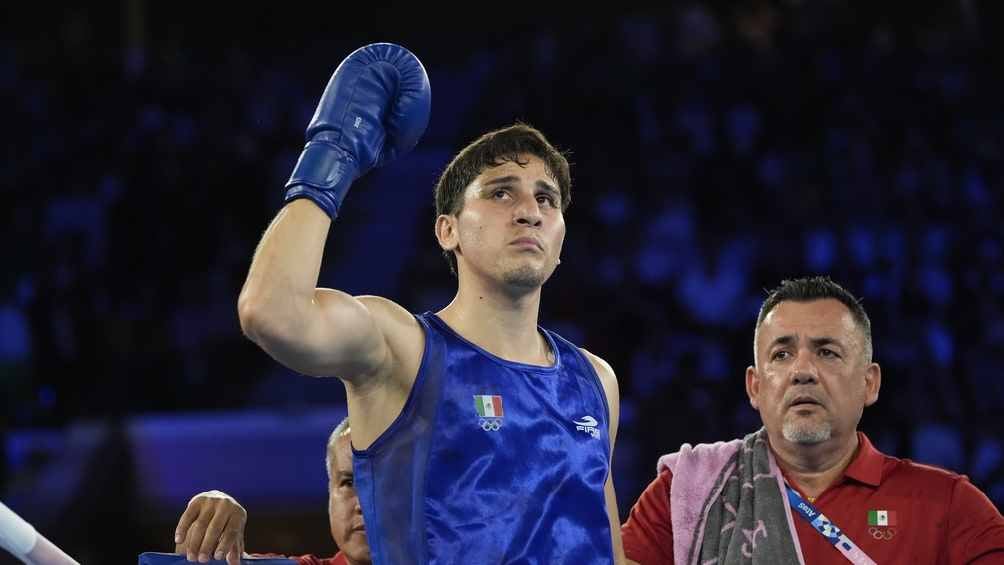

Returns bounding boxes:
[479,418,502,431]
[868,527,896,540]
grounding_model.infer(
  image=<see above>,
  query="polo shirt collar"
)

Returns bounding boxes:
[842,431,884,487]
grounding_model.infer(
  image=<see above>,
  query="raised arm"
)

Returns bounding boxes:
[237,43,431,383]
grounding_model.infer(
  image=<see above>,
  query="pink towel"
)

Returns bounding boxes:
[656,430,806,565]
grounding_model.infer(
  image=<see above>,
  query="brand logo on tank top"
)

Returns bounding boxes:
[574,416,601,439]
[474,395,504,431]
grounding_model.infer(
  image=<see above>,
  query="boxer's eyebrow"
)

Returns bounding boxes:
[482,176,560,201]
[534,181,560,202]
[482,175,520,188]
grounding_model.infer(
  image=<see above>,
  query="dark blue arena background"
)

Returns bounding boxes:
[2,2,1003,562]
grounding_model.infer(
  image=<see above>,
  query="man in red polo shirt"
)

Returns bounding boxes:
[622,276,1004,564]
[173,418,369,565]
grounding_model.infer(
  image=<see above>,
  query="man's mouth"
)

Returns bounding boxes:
[788,396,822,408]
[510,237,543,251]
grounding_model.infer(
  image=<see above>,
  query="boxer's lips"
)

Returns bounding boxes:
[509,237,543,251]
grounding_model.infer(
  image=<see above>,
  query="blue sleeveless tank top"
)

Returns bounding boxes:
[352,312,613,564]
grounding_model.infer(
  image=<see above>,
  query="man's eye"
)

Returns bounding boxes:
[771,350,790,361]
[537,195,556,207]
[492,189,509,199]
[819,348,839,358]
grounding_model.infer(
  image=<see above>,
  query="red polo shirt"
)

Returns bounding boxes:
[622,433,1004,564]
[250,551,348,565]
[295,552,348,565]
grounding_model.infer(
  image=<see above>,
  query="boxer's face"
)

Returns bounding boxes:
[328,434,369,562]
[438,154,565,292]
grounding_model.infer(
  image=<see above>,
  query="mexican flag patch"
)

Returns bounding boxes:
[867,509,897,526]
[474,395,504,418]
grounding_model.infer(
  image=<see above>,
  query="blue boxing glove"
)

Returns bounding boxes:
[284,43,432,218]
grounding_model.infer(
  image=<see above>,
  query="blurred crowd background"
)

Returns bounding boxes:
[3,1,1003,562]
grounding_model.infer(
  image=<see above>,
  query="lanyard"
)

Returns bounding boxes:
[784,485,877,565]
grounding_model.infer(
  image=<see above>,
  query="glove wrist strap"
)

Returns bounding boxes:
[283,141,358,218]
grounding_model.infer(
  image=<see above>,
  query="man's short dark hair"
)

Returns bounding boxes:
[433,123,572,276]
[754,276,873,362]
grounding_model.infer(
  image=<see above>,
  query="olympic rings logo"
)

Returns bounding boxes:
[479,418,502,431]
[868,527,896,540]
